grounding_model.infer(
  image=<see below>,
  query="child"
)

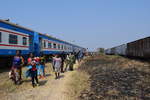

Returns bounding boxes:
[27,53,39,87]
[34,57,42,79]
[30,60,39,87]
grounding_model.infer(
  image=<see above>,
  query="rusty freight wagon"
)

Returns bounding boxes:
[105,36,150,59]
[126,37,150,58]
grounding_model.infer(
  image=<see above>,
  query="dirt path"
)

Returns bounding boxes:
[1,63,79,100]
[6,72,72,100]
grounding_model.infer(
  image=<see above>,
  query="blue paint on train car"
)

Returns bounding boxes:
[0,21,35,56]
[0,49,29,56]
[0,22,34,35]
[39,34,65,54]
[28,35,34,53]
[0,20,85,57]
[33,32,40,56]
[38,34,82,55]
[43,51,63,54]
[39,34,67,44]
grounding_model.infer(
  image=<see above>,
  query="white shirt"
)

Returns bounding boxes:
[53,57,62,68]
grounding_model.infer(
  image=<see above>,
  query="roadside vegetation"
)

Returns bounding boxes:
[66,69,90,100]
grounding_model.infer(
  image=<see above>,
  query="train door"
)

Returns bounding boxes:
[39,37,42,53]
[33,32,40,56]
[29,35,34,52]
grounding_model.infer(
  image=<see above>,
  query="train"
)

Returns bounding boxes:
[0,19,85,66]
[105,36,150,59]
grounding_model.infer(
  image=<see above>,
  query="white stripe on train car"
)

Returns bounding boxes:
[42,48,72,52]
[0,45,29,50]
[42,49,63,51]
[0,27,29,50]
[0,27,29,37]
[41,39,70,51]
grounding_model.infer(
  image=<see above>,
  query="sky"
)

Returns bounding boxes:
[0,0,150,51]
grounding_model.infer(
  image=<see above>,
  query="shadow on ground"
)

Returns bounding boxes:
[39,80,48,86]
[45,74,51,77]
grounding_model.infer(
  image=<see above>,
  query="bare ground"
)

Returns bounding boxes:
[79,55,150,100]
[2,55,148,100]
[0,62,86,100]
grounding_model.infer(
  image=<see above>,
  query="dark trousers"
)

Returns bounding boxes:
[61,60,64,72]
[31,70,38,86]
[18,67,22,80]
[69,63,74,71]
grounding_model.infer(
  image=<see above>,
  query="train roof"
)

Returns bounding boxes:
[107,36,150,50]
[0,19,34,32]
[127,36,150,44]
[38,33,82,48]
[0,19,84,49]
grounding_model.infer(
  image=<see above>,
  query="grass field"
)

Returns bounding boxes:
[78,55,150,100]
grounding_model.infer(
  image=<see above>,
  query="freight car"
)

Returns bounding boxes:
[105,36,150,58]
[126,37,150,58]
[113,44,127,56]
[105,48,111,55]
[0,19,85,67]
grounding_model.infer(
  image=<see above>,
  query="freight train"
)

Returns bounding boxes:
[0,19,85,66]
[105,36,150,58]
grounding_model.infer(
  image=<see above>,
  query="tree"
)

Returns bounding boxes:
[97,48,105,54]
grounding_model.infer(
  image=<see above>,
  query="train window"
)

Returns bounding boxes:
[48,43,52,48]
[39,37,42,48]
[43,41,46,48]
[9,34,18,44]
[22,37,27,45]
[29,36,33,46]
[64,45,67,50]
[61,45,63,50]
[0,32,1,43]
[59,45,61,49]
[53,43,57,49]
[58,44,60,49]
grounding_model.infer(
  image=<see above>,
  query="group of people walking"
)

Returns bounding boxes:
[9,50,84,87]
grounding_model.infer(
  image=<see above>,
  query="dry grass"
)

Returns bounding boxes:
[1,55,149,100]
[0,63,53,99]
[64,61,90,100]
[79,55,150,100]
[0,61,89,100]
[66,70,90,100]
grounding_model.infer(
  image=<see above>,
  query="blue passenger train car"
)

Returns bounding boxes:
[0,20,35,56]
[0,19,85,67]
